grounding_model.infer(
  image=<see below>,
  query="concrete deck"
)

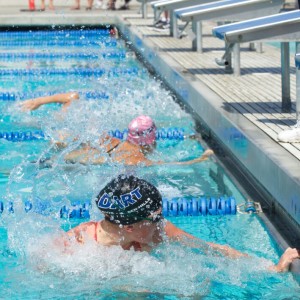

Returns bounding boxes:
[0,4,300,238]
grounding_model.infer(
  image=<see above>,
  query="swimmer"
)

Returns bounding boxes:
[20,93,214,166]
[65,175,300,272]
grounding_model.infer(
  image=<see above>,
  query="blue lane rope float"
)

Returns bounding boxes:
[60,201,91,219]
[0,67,140,77]
[0,91,109,101]
[0,51,127,60]
[0,131,45,142]
[0,197,237,219]
[163,197,237,216]
[0,40,118,48]
[0,29,113,39]
[0,128,187,142]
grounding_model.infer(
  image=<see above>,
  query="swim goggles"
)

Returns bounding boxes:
[143,212,163,223]
[132,124,156,137]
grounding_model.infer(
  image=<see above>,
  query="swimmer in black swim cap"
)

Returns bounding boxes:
[65,175,300,271]
[66,174,245,254]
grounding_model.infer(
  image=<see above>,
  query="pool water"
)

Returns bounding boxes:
[0,27,299,299]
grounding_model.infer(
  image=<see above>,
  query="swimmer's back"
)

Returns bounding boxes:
[109,140,152,165]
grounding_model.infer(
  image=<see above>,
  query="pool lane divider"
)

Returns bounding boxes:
[0,40,118,48]
[0,67,141,77]
[0,29,115,38]
[0,197,237,219]
[0,128,188,142]
[0,91,109,101]
[0,51,127,60]
[0,131,45,142]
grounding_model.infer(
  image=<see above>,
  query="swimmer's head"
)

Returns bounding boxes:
[127,115,156,146]
[95,174,162,225]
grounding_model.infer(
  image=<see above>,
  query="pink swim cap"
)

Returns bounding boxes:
[127,115,156,146]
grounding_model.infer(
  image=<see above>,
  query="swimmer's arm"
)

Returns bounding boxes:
[64,146,107,165]
[64,148,90,163]
[166,222,299,272]
[147,149,214,166]
[20,92,79,111]
[164,221,247,259]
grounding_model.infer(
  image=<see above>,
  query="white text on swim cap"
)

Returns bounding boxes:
[97,187,142,209]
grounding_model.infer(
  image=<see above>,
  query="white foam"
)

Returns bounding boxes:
[18,187,33,193]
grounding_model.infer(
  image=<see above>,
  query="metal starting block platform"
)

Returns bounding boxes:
[213,10,300,111]
[174,0,283,52]
[151,0,215,36]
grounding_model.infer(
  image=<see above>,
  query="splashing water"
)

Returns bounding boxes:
[1,217,299,299]
[1,29,299,299]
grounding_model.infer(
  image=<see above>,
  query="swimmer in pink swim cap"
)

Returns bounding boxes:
[65,113,212,165]
[20,93,213,166]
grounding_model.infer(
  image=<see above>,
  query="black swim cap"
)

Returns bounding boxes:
[95,174,162,225]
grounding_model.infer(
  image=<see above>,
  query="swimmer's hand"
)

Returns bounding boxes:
[199,149,214,160]
[20,92,79,111]
[269,247,300,272]
[20,98,43,111]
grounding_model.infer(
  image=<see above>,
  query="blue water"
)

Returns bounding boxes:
[0,28,299,299]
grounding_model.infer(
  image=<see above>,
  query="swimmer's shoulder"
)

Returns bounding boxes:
[67,221,98,242]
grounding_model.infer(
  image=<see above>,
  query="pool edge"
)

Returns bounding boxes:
[115,16,300,276]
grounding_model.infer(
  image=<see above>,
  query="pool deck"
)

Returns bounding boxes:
[1,4,300,243]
